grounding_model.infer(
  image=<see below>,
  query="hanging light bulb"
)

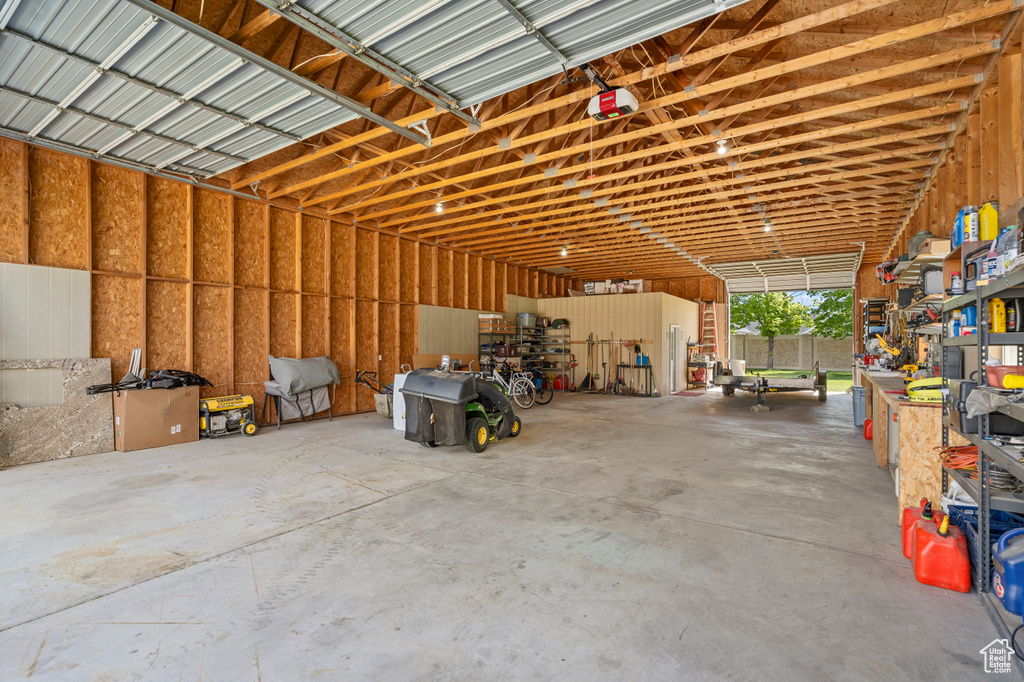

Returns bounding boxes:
[716,139,729,155]
[435,202,443,213]
[561,245,567,257]
[764,220,772,233]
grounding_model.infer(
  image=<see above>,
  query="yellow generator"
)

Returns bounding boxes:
[199,395,259,438]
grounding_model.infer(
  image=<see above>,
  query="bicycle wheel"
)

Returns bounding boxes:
[512,377,536,409]
[534,376,553,405]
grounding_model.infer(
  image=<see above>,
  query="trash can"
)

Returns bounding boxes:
[852,385,866,427]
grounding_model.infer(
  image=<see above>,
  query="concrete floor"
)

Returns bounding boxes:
[0,390,1003,680]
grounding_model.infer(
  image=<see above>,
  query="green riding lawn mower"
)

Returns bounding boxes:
[400,369,522,453]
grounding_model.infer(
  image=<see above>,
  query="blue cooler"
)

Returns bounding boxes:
[993,528,1024,614]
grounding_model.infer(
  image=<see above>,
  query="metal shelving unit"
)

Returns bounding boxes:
[941,273,1024,653]
[517,325,571,391]
[478,329,517,372]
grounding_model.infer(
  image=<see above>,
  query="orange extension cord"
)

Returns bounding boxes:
[939,445,979,480]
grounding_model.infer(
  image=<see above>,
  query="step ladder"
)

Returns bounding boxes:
[698,301,719,358]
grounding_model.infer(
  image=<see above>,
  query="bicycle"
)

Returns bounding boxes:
[522,367,554,405]
[490,360,536,409]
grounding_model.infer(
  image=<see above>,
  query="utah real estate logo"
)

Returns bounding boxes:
[980,639,1015,674]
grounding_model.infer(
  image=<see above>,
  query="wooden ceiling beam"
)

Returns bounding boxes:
[308,43,987,210]
[233,0,1015,192]
[394,107,957,235]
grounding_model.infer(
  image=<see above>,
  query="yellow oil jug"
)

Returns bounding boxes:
[980,201,1000,241]
[990,297,1006,333]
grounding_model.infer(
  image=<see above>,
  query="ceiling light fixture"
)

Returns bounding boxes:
[435,202,443,213]
[561,245,568,257]
[716,139,729,155]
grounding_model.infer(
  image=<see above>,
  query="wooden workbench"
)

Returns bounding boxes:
[859,372,962,520]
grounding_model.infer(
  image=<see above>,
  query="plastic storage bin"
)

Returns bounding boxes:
[517,312,536,328]
[852,385,866,427]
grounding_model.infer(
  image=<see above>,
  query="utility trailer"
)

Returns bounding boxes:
[713,362,828,409]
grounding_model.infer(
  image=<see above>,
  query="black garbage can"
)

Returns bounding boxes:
[399,370,479,446]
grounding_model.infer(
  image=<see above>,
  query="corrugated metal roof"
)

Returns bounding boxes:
[710,252,863,293]
[0,0,374,179]
[276,0,751,108]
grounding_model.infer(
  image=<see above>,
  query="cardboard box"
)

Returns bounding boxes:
[112,386,199,452]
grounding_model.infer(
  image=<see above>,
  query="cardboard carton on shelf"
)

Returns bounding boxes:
[112,385,200,452]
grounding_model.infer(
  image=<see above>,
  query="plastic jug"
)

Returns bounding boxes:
[902,499,936,559]
[980,201,1000,241]
[989,298,1006,333]
[913,515,971,592]
[965,205,979,242]
[961,305,977,327]
[864,418,873,440]
[993,528,1024,615]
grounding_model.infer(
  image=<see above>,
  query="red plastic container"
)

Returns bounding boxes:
[913,516,971,593]
[902,499,937,559]
[985,365,1024,388]
[864,418,873,440]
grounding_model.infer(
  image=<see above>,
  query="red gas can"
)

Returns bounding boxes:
[902,499,937,559]
[913,515,971,593]
[864,418,873,440]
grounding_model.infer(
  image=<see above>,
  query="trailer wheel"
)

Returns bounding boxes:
[465,418,489,453]
[723,386,735,396]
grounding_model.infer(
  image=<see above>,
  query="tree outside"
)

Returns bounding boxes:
[730,289,852,369]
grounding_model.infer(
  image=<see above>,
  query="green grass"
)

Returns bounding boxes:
[745,368,853,394]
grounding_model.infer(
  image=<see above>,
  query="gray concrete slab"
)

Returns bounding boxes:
[0,391,1008,680]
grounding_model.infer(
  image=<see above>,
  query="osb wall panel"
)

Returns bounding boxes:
[91,164,142,275]
[378,302,400,387]
[270,293,298,358]
[356,228,378,300]
[193,189,231,285]
[468,255,482,310]
[331,222,356,298]
[146,177,189,279]
[234,200,266,288]
[146,280,188,371]
[92,275,142,380]
[400,304,417,372]
[437,248,452,307]
[481,259,493,311]
[302,215,327,295]
[29,148,89,270]
[419,244,436,305]
[193,285,231,398]
[302,295,328,358]
[269,207,297,291]
[234,288,268,406]
[400,239,419,303]
[507,265,518,297]
[529,270,538,298]
[452,251,467,309]
[494,262,507,313]
[355,301,378,412]
[518,267,529,298]
[0,139,26,263]
[330,297,355,414]
[379,233,399,302]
